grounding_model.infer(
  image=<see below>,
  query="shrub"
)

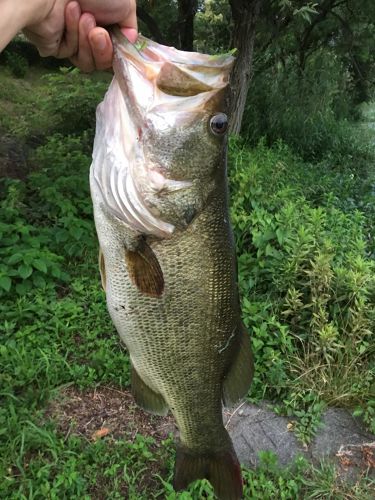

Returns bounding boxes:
[0,134,96,298]
[4,51,29,78]
[229,140,374,431]
[38,68,109,137]
[0,179,68,296]
[242,50,373,163]
[29,135,97,259]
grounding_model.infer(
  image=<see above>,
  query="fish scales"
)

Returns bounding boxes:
[90,28,254,500]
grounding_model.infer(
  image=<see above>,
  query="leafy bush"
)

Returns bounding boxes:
[29,134,97,258]
[4,51,29,78]
[229,140,375,431]
[0,134,96,298]
[38,68,109,137]
[243,50,373,163]
[0,179,68,296]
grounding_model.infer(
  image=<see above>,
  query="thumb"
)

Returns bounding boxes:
[119,3,138,43]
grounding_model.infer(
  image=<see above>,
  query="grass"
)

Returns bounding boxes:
[0,67,51,139]
[0,64,374,498]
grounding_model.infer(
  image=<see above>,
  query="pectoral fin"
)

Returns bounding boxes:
[98,248,107,292]
[131,364,168,416]
[222,325,254,407]
[124,241,164,297]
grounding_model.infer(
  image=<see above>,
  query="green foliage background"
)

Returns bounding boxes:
[0,1,374,497]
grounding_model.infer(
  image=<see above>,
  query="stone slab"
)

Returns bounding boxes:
[225,402,375,479]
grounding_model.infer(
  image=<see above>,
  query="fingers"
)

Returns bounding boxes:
[57,1,81,59]
[71,22,113,72]
[70,13,96,73]
[23,0,70,58]
[23,0,138,71]
[88,28,113,71]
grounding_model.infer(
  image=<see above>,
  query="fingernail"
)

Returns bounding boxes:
[121,28,138,44]
[93,33,107,51]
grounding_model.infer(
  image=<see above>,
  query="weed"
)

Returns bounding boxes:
[229,139,375,434]
[4,50,29,78]
[38,68,109,137]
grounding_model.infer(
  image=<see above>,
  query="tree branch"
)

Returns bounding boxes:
[299,0,347,52]
[298,0,347,70]
[137,5,166,44]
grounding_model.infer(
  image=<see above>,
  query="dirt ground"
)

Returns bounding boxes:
[45,385,178,443]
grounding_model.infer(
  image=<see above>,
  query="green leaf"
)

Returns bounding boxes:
[265,243,275,256]
[134,39,148,52]
[70,227,84,240]
[276,228,285,245]
[55,230,69,243]
[7,253,23,265]
[18,264,33,279]
[209,48,237,60]
[0,276,12,292]
[33,259,48,273]
[32,274,46,288]
[51,267,61,279]
[16,282,31,295]
[352,408,363,417]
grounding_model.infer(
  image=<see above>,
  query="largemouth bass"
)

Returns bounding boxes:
[90,28,254,500]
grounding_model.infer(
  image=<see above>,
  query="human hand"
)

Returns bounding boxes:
[23,0,137,71]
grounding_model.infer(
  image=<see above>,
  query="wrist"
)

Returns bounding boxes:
[21,0,56,28]
[0,0,52,32]
[0,0,36,51]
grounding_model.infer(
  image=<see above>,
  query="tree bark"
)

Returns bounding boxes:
[177,0,198,51]
[228,0,261,135]
[137,6,166,45]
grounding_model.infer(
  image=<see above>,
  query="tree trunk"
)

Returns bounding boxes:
[229,0,261,135]
[177,0,198,51]
[137,6,166,45]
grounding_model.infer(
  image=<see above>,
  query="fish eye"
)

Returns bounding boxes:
[210,113,228,136]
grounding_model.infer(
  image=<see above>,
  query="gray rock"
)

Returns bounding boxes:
[310,408,375,481]
[310,408,374,461]
[225,402,307,467]
[225,402,375,479]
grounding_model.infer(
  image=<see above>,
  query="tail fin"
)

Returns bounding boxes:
[173,442,243,500]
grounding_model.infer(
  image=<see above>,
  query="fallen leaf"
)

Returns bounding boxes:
[363,445,375,468]
[92,427,110,441]
[338,456,353,469]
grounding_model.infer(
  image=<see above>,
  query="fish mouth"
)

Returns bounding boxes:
[111,27,235,125]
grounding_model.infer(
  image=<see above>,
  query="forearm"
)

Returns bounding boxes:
[0,0,51,51]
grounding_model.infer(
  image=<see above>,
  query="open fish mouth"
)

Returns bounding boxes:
[112,27,234,117]
[91,29,235,238]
